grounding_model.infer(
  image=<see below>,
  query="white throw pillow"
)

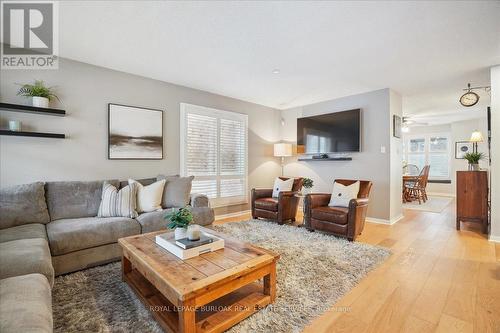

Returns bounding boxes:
[328,181,360,207]
[272,178,294,198]
[129,179,166,213]
[98,182,138,218]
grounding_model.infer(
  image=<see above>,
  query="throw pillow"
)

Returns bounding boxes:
[328,181,360,207]
[128,179,166,213]
[272,178,294,198]
[0,182,50,229]
[157,175,194,208]
[98,182,138,218]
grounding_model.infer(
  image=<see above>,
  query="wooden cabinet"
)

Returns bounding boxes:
[456,171,488,233]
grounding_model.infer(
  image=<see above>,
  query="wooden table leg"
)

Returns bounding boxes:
[178,299,196,333]
[122,255,131,282]
[263,262,277,303]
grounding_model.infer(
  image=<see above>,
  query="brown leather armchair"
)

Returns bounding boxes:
[251,177,304,224]
[304,179,372,241]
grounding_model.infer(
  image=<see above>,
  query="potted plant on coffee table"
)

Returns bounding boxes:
[165,206,193,240]
[464,152,484,171]
[17,80,60,108]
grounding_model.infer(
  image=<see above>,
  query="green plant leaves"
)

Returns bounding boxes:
[164,206,193,229]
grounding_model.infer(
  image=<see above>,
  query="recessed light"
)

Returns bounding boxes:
[272,69,280,74]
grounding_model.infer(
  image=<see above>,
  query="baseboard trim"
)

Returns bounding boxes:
[215,210,251,221]
[366,214,404,225]
[488,234,500,243]
[427,192,456,198]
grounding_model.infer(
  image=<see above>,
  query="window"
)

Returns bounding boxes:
[180,103,248,207]
[403,133,451,180]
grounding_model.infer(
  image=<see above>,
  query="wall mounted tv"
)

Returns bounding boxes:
[297,109,361,154]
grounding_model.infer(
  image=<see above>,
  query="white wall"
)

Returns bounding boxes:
[403,118,489,196]
[389,90,403,221]
[281,88,401,222]
[490,65,500,241]
[0,58,282,215]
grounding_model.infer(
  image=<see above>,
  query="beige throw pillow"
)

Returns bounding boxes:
[128,179,166,213]
[328,181,360,207]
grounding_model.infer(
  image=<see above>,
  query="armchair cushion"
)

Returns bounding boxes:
[311,206,348,225]
[254,198,279,212]
[272,178,294,198]
[328,181,360,207]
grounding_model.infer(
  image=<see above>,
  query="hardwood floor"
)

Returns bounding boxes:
[215,201,500,333]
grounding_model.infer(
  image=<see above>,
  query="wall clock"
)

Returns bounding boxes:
[459,83,479,107]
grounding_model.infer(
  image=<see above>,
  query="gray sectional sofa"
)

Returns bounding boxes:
[0,176,214,333]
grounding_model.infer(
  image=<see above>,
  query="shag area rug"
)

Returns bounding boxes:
[53,220,390,333]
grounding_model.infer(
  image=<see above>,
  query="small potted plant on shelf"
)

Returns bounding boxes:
[165,206,194,240]
[464,152,484,171]
[17,80,60,108]
[302,177,314,195]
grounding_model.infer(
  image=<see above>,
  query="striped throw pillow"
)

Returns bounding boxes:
[98,182,138,218]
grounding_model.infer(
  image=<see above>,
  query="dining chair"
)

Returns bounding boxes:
[405,165,430,204]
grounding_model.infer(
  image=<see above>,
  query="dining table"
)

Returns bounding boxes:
[402,174,418,203]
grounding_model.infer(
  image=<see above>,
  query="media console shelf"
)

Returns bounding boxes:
[298,157,352,161]
[0,102,66,116]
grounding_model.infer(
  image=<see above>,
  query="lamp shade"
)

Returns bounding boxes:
[274,143,293,157]
[470,130,484,143]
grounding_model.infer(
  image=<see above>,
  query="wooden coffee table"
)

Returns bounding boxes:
[118,227,280,333]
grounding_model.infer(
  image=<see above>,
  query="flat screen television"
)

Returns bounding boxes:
[297,109,361,154]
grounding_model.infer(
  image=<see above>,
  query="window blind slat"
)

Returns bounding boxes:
[182,104,247,207]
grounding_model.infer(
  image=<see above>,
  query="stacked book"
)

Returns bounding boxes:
[175,234,213,249]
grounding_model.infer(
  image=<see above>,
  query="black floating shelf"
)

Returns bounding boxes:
[0,102,65,116]
[298,157,352,161]
[0,130,65,139]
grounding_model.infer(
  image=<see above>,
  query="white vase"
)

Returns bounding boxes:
[470,163,480,171]
[174,227,187,240]
[32,96,49,108]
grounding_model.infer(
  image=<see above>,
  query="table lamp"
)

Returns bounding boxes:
[274,143,293,176]
[470,130,484,153]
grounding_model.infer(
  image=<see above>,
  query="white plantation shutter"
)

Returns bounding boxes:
[180,103,248,207]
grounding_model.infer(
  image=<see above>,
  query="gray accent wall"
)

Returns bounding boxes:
[0,58,282,215]
[281,88,402,221]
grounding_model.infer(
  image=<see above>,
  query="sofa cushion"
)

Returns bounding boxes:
[254,198,279,212]
[0,182,50,229]
[0,224,47,243]
[0,273,53,333]
[157,175,194,208]
[136,210,167,233]
[191,207,215,226]
[0,238,54,286]
[119,177,156,189]
[137,207,214,233]
[47,216,141,256]
[45,180,119,220]
[311,206,349,225]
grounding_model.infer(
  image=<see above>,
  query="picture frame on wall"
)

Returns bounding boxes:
[108,103,163,160]
[455,141,473,159]
[393,115,402,138]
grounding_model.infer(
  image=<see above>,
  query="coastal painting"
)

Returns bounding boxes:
[108,104,163,159]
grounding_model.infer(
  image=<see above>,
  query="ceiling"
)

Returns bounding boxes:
[58,1,500,121]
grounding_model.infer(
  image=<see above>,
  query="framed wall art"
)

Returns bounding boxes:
[108,103,163,160]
